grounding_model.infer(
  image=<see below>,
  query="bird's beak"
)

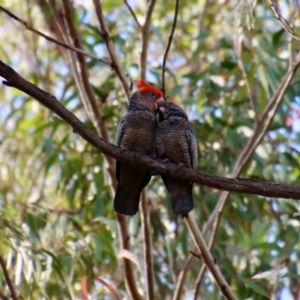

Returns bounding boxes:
[156,97,164,104]
[158,106,169,119]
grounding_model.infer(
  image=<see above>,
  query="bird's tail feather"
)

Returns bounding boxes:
[170,189,194,218]
[114,185,142,216]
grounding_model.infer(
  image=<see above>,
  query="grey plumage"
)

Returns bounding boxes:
[156,101,198,217]
[114,91,157,216]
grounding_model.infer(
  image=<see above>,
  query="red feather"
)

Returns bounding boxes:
[137,79,163,99]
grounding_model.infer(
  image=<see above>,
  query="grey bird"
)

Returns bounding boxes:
[156,101,198,217]
[114,80,164,216]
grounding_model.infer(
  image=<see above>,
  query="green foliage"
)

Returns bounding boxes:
[1,0,300,299]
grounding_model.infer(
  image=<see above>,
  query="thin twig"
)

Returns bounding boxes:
[0,5,112,67]
[2,61,300,201]
[172,252,194,300]
[0,252,18,300]
[161,0,180,98]
[92,0,131,101]
[189,251,202,260]
[124,0,142,29]
[269,1,300,44]
[234,7,256,120]
[139,0,157,80]
[177,53,300,296]
[184,215,238,300]
[57,1,140,298]
[140,189,155,300]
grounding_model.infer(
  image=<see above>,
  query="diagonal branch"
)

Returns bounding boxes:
[269,0,300,44]
[1,60,300,199]
[139,0,157,79]
[184,216,237,300]
[161,0,180,98]
[124,0,142,29]
[92,0,131,101]
[0,6,112,67]
[0,252,18,300]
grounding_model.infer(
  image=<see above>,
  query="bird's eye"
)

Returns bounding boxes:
[151,92,156,99]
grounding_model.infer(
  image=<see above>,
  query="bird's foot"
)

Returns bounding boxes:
[120,146,128,152]
[175,162,184,170]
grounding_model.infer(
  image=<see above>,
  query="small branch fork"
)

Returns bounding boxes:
[161,0,180,98]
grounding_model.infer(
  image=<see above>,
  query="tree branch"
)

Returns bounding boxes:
[138,2,158,296]
[172,251,194,300]
[91,0,131,101]
[124,0,142,29]
[0,5,112,67]
[140,189,155,300]
[0,252,18,300]
[1,60,300,199]
[139,0,157,80]
[184,215,238,300]
[269,0,300,44]
[161,0,180,98]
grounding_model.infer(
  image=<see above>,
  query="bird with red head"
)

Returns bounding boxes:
[114,80,162,216]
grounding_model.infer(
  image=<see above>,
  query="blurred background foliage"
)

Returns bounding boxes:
[1,0,300,299]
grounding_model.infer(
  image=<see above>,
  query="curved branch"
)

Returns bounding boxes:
[161,0,180,98]
[1,61,300,199]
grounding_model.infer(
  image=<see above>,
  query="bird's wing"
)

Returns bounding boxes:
[186,127,198,170]
[115,118,126,182]
[115,118,126,147]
